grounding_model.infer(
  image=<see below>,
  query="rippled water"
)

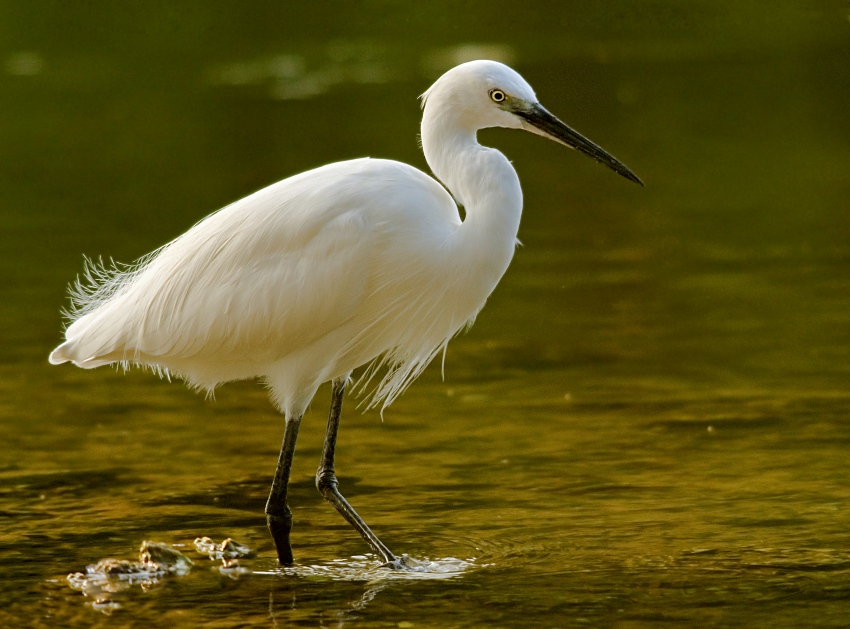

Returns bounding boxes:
[1,2,849,627]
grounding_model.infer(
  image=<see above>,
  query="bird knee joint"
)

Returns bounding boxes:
[315,468,338,494]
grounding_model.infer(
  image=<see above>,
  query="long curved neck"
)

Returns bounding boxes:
[421,106,523,272]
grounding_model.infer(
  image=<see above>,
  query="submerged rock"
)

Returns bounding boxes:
[194,536,254,560]
[139,540,194,575]
[194,536,254,578]
[67,537,256,612]
[67,541,194,610]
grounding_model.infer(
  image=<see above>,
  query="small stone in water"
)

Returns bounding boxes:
[219,557,252,578]
[139,541,193,574]
[91,598,121,614]
[67,541,194,610]
[220,538,253,558]
[88,558,149,576]
[194,536,254,560]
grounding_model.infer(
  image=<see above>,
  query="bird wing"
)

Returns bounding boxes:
[52,158,456,374]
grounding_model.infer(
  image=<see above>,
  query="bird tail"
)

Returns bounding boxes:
[48,339,113,368]
[48,342,71,365]
[48,255,145,369]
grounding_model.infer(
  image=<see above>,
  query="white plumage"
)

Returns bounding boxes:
[49,60,640,565]
[50,63,530,416]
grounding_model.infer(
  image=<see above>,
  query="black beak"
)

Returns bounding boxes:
[514,103,643,186]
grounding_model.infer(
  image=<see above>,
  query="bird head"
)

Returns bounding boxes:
[421,60,643,186]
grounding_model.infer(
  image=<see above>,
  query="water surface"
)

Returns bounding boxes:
[1,2,848,627]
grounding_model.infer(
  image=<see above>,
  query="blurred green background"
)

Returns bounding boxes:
[1,1,848,627]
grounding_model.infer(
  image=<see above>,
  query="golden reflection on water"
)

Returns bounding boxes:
[4,366,849,625]
[1,1,849,627]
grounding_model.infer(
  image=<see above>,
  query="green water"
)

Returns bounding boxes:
[2,2,849,626]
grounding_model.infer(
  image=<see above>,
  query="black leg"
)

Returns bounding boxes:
[316,378,405,568]
[266,414,302,564]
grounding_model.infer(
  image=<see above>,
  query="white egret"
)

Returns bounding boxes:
[49,60,642,568]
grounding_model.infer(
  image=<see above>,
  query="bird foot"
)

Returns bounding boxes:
[381,554,415,571]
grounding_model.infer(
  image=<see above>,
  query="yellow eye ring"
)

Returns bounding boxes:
[489,89,506,103]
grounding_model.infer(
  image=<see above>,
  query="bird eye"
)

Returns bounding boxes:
[489,89,506,103]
